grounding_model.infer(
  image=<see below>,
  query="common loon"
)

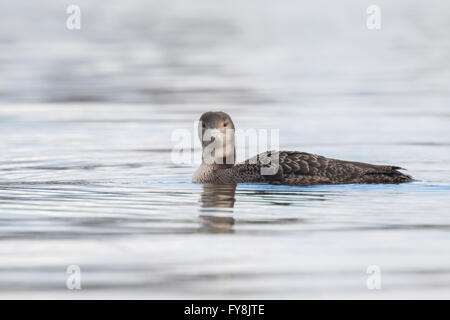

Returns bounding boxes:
[193,111,413,186]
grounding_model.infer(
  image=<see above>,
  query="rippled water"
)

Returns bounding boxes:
[1,0,450,299]
[1,104,449,299]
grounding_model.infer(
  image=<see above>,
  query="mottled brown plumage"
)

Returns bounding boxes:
[193,112,413,186]
[232,151,412,185]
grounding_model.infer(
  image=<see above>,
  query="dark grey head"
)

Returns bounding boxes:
[198,111,235,166]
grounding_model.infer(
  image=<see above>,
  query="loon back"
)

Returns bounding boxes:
[194,151,412,185]
[234,151,412,185]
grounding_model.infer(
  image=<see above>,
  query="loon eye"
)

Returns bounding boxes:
[202,123,206,128]
[223,122,228,127]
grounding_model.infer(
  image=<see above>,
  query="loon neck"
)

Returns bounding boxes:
[202,163,234,169]
[201,148,235,169]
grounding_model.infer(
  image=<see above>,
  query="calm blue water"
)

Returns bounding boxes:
[1,0,450,299]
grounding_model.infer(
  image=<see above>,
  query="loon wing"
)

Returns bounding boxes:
[240,151,412,185]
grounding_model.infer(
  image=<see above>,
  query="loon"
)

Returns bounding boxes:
[193,111,413,186]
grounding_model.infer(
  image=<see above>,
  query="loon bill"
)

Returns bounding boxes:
[193,111,413,186]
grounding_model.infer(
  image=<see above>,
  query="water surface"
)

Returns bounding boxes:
[1,104,449,299]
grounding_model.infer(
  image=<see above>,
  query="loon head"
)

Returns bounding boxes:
[198,111,235,166]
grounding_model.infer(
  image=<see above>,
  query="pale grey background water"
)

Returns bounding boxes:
[1,0,450,299]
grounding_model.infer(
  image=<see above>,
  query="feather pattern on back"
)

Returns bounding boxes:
[194,151,412,185]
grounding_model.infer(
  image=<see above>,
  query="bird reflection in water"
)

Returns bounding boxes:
[198,184,237,233]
